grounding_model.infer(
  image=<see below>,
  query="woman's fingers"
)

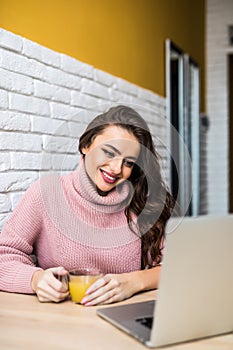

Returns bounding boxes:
[85,275,108,294]
[36,281,69,302]
[81,274,127,306]
[33,267,69,303]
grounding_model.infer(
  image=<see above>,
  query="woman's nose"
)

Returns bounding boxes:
[109,158,123,174]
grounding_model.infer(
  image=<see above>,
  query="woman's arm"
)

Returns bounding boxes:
[80,266,161,306]
[0,180,43,294]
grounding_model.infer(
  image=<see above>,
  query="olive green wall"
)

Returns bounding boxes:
[0,0,205,109]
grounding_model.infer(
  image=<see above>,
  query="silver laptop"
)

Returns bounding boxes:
[97,215,233,347]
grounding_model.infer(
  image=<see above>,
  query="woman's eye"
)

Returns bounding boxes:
[124,160,135,168]
[102,148,114,158]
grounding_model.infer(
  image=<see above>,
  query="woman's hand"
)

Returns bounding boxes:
[80,267,161,306]
[31,267,69,303]
[80,272,143,306]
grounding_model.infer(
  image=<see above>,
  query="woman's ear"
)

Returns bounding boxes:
[81,146,88,155]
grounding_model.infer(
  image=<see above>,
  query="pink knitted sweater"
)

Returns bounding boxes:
[0,159,141,294]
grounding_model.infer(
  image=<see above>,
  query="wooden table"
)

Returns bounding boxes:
[0,290,232,350]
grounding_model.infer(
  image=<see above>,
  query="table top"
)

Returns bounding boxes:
[0,290,232,350]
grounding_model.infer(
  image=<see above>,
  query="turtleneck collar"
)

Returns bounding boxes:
[72,157,133,214]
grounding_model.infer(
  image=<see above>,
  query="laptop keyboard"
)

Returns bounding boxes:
[136,316,153,329]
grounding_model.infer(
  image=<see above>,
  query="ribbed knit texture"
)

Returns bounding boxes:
[0,159,141,294]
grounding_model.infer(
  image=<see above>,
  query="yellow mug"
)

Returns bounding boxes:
[68,268,102,303]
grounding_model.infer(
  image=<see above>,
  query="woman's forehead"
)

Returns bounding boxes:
[96,125,138,142]
[89,125,141,156]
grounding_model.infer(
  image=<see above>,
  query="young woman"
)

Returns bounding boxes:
[0,105,174,305]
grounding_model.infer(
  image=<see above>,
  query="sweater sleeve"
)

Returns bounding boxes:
[0,179,43,294]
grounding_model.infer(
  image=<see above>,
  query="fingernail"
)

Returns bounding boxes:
[84,301,92,306]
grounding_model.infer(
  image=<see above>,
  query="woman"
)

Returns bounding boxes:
[0,105,174,305]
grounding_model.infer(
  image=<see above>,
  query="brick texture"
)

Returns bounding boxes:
[206,0,233,213]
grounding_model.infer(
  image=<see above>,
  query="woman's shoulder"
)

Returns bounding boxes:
[17,171,70,205]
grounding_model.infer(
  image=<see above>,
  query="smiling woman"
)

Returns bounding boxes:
[0,105,175,306]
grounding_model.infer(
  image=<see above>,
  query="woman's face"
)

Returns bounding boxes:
[82,125,140,193]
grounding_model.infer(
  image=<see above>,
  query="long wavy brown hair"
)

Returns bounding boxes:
[78,105,175,269]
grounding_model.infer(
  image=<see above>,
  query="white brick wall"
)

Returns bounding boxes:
[206,0,233,213]
[0,28,168,229]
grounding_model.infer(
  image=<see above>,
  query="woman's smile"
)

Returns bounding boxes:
[100,169,119,184]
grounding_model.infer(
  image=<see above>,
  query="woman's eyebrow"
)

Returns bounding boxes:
[104,144,121,155]
[104,144,137,160]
